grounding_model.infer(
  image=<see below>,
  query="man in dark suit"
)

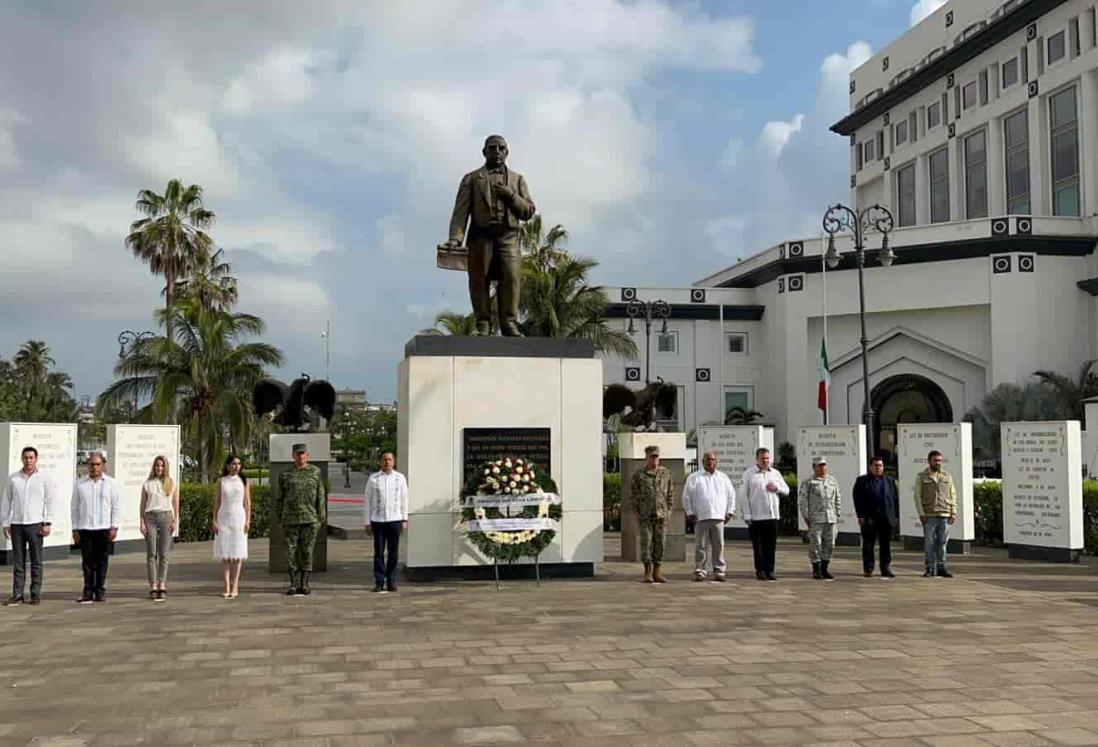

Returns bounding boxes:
[443,135,536,337]
[852,456,899,578]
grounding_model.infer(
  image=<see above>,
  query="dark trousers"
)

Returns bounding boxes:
[79,529,111,596]
[860,518,893,572]
[371,521,401,586]
[10,523,44,598]
[467,226,521,326]
[748,519,778,574]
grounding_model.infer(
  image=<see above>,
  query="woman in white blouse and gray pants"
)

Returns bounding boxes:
[139,456,179,601]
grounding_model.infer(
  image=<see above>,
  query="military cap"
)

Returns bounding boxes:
[812,455,827,466]
[292,443,309,454]
[644,445,660,457]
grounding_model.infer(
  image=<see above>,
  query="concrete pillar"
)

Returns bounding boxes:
[1027,95,1047,216]
[987,114,1006,216]
[1079,70,1098,218]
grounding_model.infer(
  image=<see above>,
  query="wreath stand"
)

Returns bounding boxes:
[492,551,541,590]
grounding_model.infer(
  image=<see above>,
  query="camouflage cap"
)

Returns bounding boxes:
[291,443,309,454]
[644,445,660,457]
[812,455,827,466]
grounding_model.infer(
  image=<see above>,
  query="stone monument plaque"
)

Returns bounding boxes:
[107,425,181,544]
[0,422,77,560]
[697,425,774,537]
[795,425,867,543]
[462,427,551,482]
[1002,421,1083,563]
[897,423,974,552]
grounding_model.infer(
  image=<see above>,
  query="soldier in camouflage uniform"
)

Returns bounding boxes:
[630,444,674,584]
[798,456,842,580]
[274,443,326,595]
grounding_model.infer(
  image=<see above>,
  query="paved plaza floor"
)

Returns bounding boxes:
[3,535,1098,747]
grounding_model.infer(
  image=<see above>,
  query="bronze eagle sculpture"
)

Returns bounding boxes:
[603,380,678,431]
[252,374,336,431]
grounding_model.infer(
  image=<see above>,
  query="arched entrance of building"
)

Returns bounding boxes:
[871,374,953,468]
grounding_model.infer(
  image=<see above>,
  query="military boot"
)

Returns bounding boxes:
[652,564,667,583]
[643,563,653,583]
[812,562,822,580]
[285,572,298,596]
[820,560,834,580]
[300,571,312,595]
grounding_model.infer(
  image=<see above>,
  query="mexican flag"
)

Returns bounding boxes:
[817,338,830,412]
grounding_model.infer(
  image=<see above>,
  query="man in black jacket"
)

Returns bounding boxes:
[852,457,899,578]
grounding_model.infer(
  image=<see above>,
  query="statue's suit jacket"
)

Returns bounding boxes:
[448,167,536,244]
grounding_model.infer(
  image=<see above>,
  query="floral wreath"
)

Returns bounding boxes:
[460,457,563,562]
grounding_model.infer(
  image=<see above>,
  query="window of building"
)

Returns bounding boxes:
[927,101,941,129]
[963,80,978,110]
[1069,17,1080,57]
[856,141,863,171]
[964,130,988,219]
[727,333,748,355]
[929,147,950,223]
[656,331,678,354]
[979,70,989,105]
[1050,87,1080,216]
[876,130,885,159]
[1001,57,1019,88]
[908,111,918,142]
[1047,29,1066,64]
[1021,46,1029,81]
[1004,108,1031,214]
[895,119,908,146]
[863,139,875,163]
[897,162,916,227]
[723,388,753,424]
[1090,8,1097,50]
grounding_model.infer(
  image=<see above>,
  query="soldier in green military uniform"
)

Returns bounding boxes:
[798,456,843,580]
[274,443,326,595]
[630,444,674,584]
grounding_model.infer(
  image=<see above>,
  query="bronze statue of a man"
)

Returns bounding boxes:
[443,135,536,337]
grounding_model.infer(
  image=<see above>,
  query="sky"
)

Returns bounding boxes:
[0,0,947,403]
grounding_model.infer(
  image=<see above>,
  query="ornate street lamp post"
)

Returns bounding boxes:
[625,299,671,385]
[822,203,895,447]
[117,330,154,414]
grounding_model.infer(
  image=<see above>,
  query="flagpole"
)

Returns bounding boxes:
[821,233,829,426]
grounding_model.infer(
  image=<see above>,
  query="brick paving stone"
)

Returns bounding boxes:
[5,536,1098,745]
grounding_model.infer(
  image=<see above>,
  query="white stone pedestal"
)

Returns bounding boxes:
[795,425,867,545]
[897,423,975,554]
[697,425,774,540]
[1002,421,1083,563]
[0,422,77,562]
[619,431,687,563]
[398,336,603,579]
[106,424,180,551]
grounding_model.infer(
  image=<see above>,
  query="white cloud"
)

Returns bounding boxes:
[223,48,313,115]
[820,41,873,113]
[0,110,21,171]
[125,109,240,196]
[704,215,749,257]
[758,114,805,159]
[216,215,337,265]
[910,0,948,27]
[720,137,744,170]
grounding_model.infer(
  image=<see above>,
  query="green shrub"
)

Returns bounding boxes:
[778,473,799,535]
[178,482,270,542]
[603,473,622,531]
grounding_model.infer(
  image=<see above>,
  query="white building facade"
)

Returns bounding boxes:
[601,0,1098,465]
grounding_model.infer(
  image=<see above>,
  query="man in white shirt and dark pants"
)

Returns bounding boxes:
[683,451,736,582]
[71,452,120,603]
[740,447,790,582]
[364,451,408,593]
[2,446,55,605]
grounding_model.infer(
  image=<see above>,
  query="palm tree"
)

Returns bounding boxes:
[174,247,238,311]
[520,215,570,272]
[420,310,478,336]
[126,180,216,341]
[1033,360,1098,420]
[13,340,54,392]
[964,381,1068,462]
[520,255,637,357]
[99,300,282,481]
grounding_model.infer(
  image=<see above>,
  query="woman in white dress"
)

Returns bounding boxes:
[212,455,250,598]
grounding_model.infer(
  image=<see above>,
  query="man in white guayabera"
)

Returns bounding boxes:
[682,451,735,582]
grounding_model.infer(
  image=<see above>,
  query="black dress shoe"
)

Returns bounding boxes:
[372,584,387,593]
[764,573,778,582]
[3,594,23,606]
[881,568,895,578]
[93,591,106,602]
[755,571,766,581]
[936,568,953,578]
[863,571,873,578]
[923,569,934,578]
[386,582,398,593]
[28,596,40,605]
[76,595,94,604]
